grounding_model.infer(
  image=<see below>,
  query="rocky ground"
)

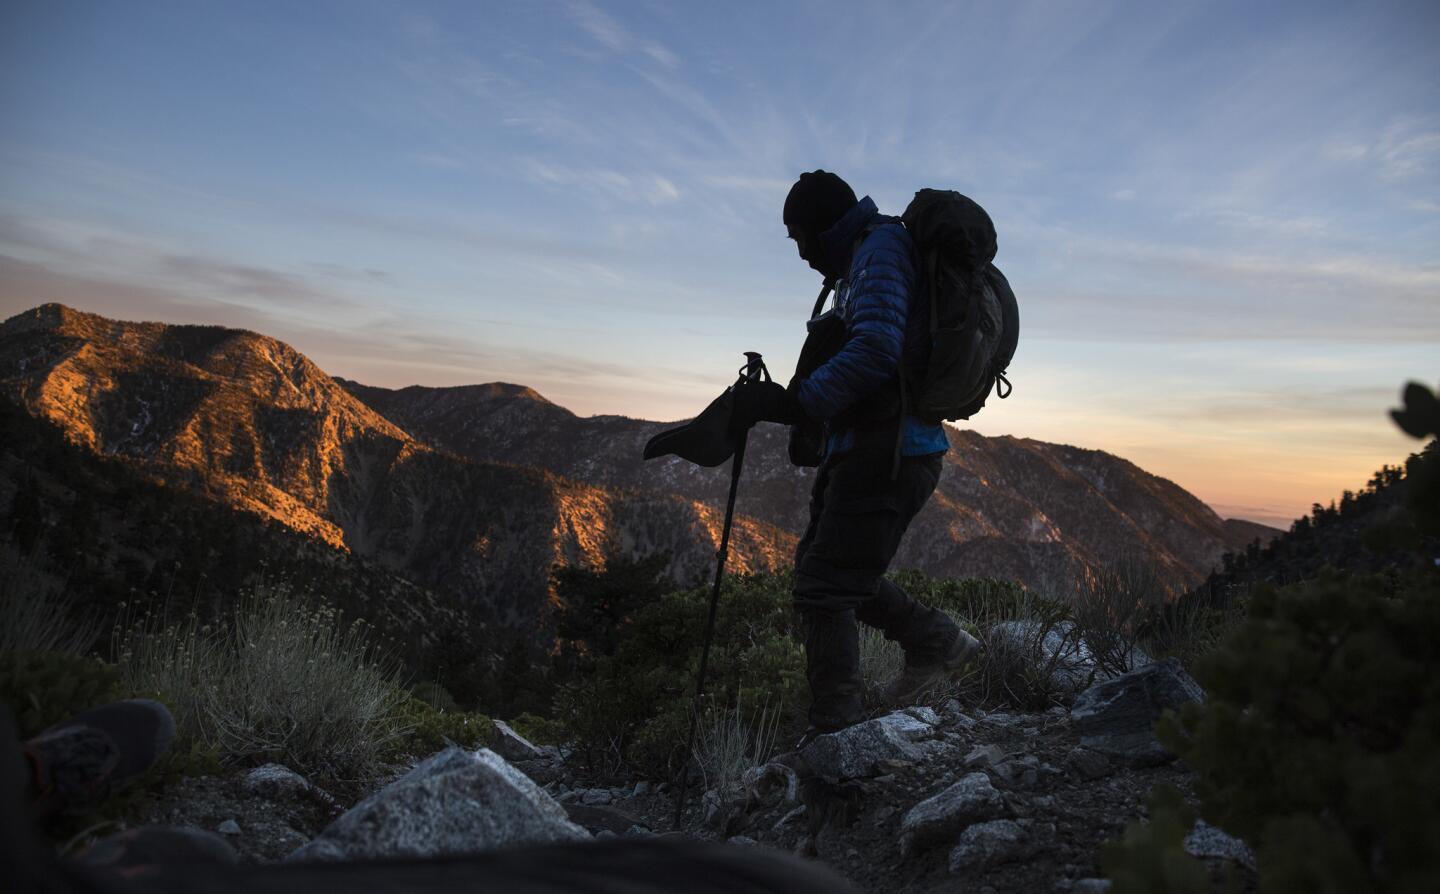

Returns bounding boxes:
[135,661,1254,892]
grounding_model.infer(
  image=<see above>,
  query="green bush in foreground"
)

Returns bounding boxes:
[550,569,1073,777]
[389,696,493,757]
[508,711,564,746]
[1107,387,1438,893]
[888,571,1032,621]
[1102,785,1236,894]
[0,649,122,738]
[1170,569,1439,891]
[553,571,805,778]
[1105,565,1440,893]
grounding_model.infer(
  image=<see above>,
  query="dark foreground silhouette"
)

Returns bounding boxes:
[5,705,855,894]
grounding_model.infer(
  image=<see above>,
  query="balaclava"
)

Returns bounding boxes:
[782,170,857,246]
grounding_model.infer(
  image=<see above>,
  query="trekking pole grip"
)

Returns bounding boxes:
[740,351,767,384]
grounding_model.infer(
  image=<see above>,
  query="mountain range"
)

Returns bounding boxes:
[0,304,1279,638]
[334,380,1276,595]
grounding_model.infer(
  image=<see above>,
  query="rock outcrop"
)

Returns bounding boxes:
[800,711,936,779]
[288,747,587,861]
[1069,658,1204,766]
[138,694,1236,893]
[488,719,546,762]
[948,819,1051,872]
[899,772,1006,855]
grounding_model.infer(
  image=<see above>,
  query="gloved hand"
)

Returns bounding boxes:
[729,379,804,432]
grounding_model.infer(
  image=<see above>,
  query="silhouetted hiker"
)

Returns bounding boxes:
[6,704,855,893]
[728,171,981,747]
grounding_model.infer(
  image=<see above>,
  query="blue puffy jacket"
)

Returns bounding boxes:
[795,197,950,457]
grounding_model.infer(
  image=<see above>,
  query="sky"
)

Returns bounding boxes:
[1,0,1437,528]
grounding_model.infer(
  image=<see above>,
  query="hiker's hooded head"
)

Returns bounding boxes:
[784,170,857,282]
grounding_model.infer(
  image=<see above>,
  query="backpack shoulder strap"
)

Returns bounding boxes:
[809,282,834,320]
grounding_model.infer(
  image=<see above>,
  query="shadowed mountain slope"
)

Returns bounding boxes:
[0,305,791,635]
[0,396,472,670]
[341,379,1280,595]
[1,303,1279,625]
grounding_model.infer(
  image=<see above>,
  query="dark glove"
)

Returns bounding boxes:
[729,380,803,432]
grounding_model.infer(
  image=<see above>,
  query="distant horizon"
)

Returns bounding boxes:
[6,297,1422,532]
[3,1,1435,535]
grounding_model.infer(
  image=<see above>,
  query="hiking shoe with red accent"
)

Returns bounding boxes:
[24,699,175,817]
[885,629,983,707]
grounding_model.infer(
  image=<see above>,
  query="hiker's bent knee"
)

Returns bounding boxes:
[793,560,882,615]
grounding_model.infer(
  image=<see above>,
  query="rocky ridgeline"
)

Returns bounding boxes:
[142,659,1253,893]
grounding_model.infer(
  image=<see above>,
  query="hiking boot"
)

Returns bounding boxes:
[24,699,175,817]
[885,629,982,707]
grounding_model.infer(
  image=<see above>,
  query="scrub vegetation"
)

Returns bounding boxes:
[2,567,492,784]
[1104,383,1440,893]
[113,582,411,777]
[6,364,1435,886]
[546,564,1210,780]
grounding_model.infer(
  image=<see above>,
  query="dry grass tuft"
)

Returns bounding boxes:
[693,693,782,800]
[114,580,408,777]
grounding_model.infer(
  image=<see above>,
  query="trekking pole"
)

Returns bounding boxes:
[672,351,767,830]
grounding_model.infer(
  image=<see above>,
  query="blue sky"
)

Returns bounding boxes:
[1,0,1437,527]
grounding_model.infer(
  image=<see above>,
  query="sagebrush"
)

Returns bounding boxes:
[115,581,410,777]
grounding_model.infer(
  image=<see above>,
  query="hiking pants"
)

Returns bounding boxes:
[792,445,961,731]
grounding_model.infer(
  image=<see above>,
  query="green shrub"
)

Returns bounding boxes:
[553,571,805,778]
[1101,785,1236,894]
[508,711,564,746]
[0,650,122,738]
[1106,385,1440,893]
[1105,567,1440,892]
[1158,568,1440,891]
[409,679,459,712]
[888,571,1033,621]
[550,567,1114,776]
[389,696,493,757]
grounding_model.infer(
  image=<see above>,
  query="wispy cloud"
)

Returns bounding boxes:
[158,255,340,305]
[1376,119,1440,181]
[1180,208,1331,238]
[565,0,680,68]
[521,160,682,206]
[566,0,628,52]
[1007,215,1440,342]
[0,211,370,312]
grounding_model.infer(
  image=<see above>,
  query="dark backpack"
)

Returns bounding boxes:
[901,189,1019,423]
